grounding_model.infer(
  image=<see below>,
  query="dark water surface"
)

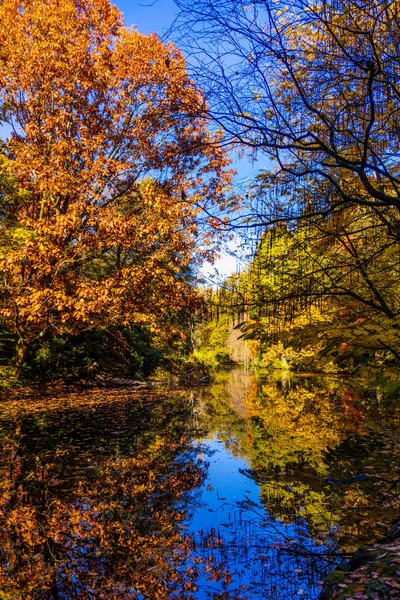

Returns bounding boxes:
[1,370,399,599]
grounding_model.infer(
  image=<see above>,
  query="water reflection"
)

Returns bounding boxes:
[194,370,400,556]
[0,390,206,599]
[0,372,399,599]
[186,438,329,599]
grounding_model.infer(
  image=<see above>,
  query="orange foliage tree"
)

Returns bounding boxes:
[0,0,232,372]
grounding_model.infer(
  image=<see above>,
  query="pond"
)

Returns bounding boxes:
[0,369,399,599]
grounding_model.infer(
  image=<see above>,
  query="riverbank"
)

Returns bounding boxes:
[320,523,400,599]
[0,358,213,399]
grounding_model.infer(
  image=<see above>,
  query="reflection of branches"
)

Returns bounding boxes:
[235,498,340,562]
[0,389,208,599]
[190,509,334,599]
[201,371,400,563]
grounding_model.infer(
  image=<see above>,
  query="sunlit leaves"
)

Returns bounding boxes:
[223,205,400,372]
[0,0,233,370]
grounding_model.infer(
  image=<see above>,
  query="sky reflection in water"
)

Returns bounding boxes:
[184,435,329,599]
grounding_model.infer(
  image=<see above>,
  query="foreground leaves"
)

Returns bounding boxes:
[0,389,206,599]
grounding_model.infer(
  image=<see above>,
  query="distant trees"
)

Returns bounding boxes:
[0,0,232,375]
[247,209,400,368]
[204,205,400,371]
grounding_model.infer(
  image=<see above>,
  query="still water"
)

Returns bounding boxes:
[0,369,399,599]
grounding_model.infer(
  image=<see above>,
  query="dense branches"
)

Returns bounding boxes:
[174,0,400,368]
[175,0,400,228]
[210,208,400,371]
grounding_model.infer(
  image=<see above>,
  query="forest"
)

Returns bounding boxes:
[184,0,400,383]
[0,0,399,386]
[0,0,399,387]
[0,1,400,600]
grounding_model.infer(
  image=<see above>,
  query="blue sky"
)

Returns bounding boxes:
[115,0,178,35]
[116,0,259,179]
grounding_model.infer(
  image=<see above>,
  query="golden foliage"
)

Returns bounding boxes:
[0,0,233,368]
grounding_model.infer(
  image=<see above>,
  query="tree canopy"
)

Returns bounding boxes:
[174,0,400,371]
[175,0,400,230]
[0,0,233,373]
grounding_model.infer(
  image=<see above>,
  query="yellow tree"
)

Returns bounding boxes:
[0,0,233,372]
[174,0,400,369]
[240,206,400,370]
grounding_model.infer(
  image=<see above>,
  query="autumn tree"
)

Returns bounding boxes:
[0,0,233,374]
[174,0,400,230]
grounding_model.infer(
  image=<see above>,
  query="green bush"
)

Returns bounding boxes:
[22,326,166,381]
[193,316,232,366]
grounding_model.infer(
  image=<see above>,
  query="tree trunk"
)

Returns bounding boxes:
[14,338,28,378]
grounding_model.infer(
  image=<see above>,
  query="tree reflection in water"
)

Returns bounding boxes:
[1,373,399,599]
[197,370,400,555]
[185,437,331,600]
[0,390,206,599]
